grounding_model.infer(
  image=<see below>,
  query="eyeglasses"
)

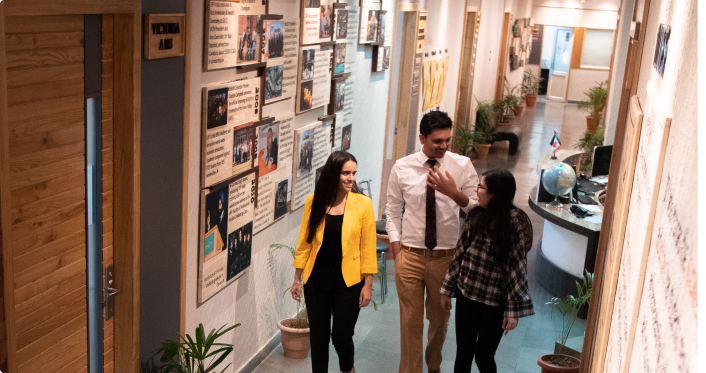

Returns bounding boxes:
[476,183,488,190]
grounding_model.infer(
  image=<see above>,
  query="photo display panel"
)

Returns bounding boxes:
[202,77,262,188]
[300,0,335,45]
[292,120,333,210]
[359,0,381,44]
[263,17,300,106]
[296,45,333,114]
[253,113,295,233]
[333,74,354,151]
[199,169,258,303]
[204,0,267,70]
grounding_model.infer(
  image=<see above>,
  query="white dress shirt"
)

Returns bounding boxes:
[385,148,479,250]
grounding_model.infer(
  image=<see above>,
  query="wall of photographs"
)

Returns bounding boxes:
[196,0,391,304]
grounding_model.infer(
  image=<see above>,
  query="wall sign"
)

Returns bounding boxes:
[296,45,333,114]
[203,0,267,71]
[144,13,186,59]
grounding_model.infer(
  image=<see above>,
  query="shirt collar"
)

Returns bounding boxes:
[418,146,447,165]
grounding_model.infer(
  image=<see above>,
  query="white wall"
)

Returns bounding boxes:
[566,68,609,102]
[532,8,618,30]
[185,0,394,371]
[471,0,506,105]
[604,0,635,145]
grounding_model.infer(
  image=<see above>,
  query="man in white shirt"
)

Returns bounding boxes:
[386,111,479,373]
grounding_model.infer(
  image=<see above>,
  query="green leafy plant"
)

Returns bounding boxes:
[453,126,493,156]
[270,243,309,328]
[546,271,593,346]
[521,69,543,95]
[475,99,496,132]
[577,81,608,126]
[512,20,521,38]
[503,77,523,110]
[574,126,605,172]
[152,323,240,373]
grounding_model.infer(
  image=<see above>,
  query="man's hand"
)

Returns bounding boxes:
[390,241,401,259]
[502,317,519,335]
[427,166,470,208]
[440,294,453,311]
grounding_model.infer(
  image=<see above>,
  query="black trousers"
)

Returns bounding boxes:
[454,295,505,373]
[304,278,363,373]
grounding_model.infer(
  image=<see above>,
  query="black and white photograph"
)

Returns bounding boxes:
[366,10,379,42]
[206,88,228,129]
[237,15,260,63]
[263,20,284,59]
[334,43,346,74]
[301,49,315,80]
[204,185,228,261]
[383,46,391,70]
[265,65,283,100]
[341,124,352,151]
[378,12,386,44]
[299,80,313,112]
[319,5,333,39]
[334,81,345,113]
[335,9,348,40]
[226,222,252,280]
[257,122,280,177]
[296,129,315,177]
[273,177,290,220]
[232,124,253,174]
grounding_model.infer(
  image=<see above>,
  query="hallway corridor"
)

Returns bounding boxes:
[253,99,590,373]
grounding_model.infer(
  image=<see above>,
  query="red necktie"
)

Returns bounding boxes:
[425,159,437,250]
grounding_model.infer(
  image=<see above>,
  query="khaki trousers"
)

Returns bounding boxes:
[395,248,453,373]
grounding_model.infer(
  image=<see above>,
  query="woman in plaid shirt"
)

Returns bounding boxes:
[439,169,534,373]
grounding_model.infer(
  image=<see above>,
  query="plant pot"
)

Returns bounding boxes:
[513,104,525,117]
[525,94,538,107]
[537,354,580,373]
[278,319,311,359]
[474,144,491,159]
[554,342,581,359]
[585,116,597,134]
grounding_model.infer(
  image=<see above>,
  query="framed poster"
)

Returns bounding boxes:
[198,169,258,303]
[328,73,349,115]
[201,77,262,188]
[296,45,333,114]
[334,6,348,41]
[263,18,300,106]
[300,0,335,45]
[203,0,267,70]
[332,75,354,151]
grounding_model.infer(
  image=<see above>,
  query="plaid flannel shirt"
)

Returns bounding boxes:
[440,208,535,318]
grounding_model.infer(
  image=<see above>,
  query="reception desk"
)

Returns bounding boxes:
[529,185,602,300]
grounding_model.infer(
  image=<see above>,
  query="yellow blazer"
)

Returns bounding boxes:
[294,192,378,287]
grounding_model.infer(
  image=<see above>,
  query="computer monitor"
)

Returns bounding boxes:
[591,145,613,177]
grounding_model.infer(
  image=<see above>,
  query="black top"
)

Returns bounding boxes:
[309,214,345,286]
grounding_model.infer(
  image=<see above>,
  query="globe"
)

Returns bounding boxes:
[542,162,576,197]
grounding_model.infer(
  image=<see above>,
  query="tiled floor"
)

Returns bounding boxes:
[252,98,588,373]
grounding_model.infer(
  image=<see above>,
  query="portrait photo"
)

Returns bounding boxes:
[301,49,315,80]
[263,20,284,59]
[366,10,379,42]
[334,81,345,113]
[237,15,260,63]
[226,222,253,280]
[296,129,315,177]
[265,65,284,101]
[204,185,229,261]
[257,122,280,177]
[299,80,314,112]
[273,176,291,220]
[206,87,228,129]
[232,125,253,176]
[334,43,346,74]
[335,9,348,40]
[341,124,352,151]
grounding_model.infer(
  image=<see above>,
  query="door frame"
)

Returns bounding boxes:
[493,11,511,102]
[453,6,479,133]
[0,1,141,371]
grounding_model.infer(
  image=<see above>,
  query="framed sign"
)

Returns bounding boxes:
[144,13,186,59]
[203,0,267,70]
[300,0,336,45]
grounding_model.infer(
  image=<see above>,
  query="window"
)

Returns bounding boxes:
[581,29,614,68]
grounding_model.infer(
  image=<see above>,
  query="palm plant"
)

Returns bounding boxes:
[270,243,309,328]
[574,125,605,172]
[546,271,593,346]
[521,69,542,95]
[577,81,608,126]
[152,323,240,373]
[453,126,494,156]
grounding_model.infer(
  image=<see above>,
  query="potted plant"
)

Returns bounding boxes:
[522,69,542,107]
[453,125,493,159]
[538,271,593,372]
[503,77,525,117]
[270,243,311,359]
[574,126,605,173]
[577,81,608,134]
[472,99,496,158]
[149,323,240,373]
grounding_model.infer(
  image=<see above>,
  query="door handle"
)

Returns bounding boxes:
[104,265,120,320]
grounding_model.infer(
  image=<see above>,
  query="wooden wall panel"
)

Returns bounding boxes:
[3,14,88,373]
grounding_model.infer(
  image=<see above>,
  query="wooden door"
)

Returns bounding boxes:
[453,9,479,131]
[0,14,115,372]
[494,12,510,102]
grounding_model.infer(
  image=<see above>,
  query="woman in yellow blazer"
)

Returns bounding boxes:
[291,151,377,373]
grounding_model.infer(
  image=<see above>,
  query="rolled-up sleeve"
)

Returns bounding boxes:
[459,161,480,213]
[385,165,403,243]
[359,197,378,274]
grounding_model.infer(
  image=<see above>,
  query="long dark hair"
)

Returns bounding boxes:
[466,169,517,264]
[306,151,361,243]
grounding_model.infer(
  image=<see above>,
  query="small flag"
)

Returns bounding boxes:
[549,131,561,153]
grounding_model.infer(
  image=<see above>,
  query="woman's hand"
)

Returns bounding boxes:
[440,294,453,311]
[502,317,519,335]
[359,284,372,308]
[290,281,302,302]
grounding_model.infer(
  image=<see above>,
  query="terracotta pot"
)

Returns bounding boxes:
[586,116,597,134]
[525,94,538,107]
[474,144,491,159]
[278,319,311,359]
[496,121,511,127]
[513,104,525,117]
[554,342,581,359]
[537,354,580,373]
